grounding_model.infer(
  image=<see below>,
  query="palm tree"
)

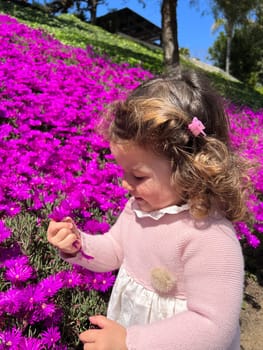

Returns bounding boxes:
[48,0,105,23]
[210,0,258,74]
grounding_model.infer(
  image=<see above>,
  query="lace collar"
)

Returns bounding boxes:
[132,199,189,221]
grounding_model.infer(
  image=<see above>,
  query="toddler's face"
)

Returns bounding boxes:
[110,142,180,212]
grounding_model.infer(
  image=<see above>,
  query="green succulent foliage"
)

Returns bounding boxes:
[2,210,109,348]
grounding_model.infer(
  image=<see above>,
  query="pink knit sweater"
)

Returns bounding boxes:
[65,198,244,350]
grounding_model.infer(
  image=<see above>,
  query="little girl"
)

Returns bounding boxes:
[47,67,251,350]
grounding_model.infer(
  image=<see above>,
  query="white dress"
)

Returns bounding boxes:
[107,204,189,328]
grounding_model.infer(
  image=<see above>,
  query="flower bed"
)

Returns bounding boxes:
[0,14,262,349]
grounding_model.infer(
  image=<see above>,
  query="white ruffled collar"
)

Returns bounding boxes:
[132,199,189,221]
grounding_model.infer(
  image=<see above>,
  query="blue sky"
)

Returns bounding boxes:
[97,0,218,63]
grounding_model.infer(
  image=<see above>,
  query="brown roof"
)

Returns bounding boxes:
[96,7,161,45]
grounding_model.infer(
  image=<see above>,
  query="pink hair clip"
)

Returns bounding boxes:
[188,117,206,137]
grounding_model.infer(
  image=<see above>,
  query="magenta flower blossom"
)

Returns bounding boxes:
[5,263,34,284]
[21,285,47,312]
[235,222,260,248]
[57,269,83,288]
[0,246,20,269]
[37,274,64,298]
[82,219,110,234]
[92,272,116,292]
[22,337,43,350]
[0,327,23,349]
[29,303,57,324]
[49,201,72,222]
[0,221,12,243]
[41,326,61,348]
[4,255,30,269]
[0,288,23,315]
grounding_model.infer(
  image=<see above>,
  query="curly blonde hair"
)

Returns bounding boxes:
[108,68,252,222]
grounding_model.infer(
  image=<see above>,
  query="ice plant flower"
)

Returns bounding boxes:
[0,327,23,349]
[0,221,12,243]
[5,263,34,284]
[41,326,61,348]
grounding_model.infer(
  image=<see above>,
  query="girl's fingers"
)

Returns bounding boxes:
[63,217,80,236]
[79,330,97,343]
[63,216,75,224]
[47,227,71,245]
[59,233,78,248]
[48,228,79,252]
[89,315,107,328]
[53,228,74,243]
[47,217,81,254]
[47,220,73,239]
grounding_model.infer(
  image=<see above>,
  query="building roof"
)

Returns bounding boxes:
[96,7,161,45]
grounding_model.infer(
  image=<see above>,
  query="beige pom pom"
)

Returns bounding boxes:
[150,267,177,295]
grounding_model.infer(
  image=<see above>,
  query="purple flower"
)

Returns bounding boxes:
[5,204,21,217]
[254,223,263,233]
[4,255,30,269]
[41,326,61,348]
[49,200,72,221]
[0,288,23,315]
[0,108,6,118]
[82,219,110,234]
[0,327,23,349]
[3,256,35,285]
[5,263,34,284]
[37,274,64,298]
[57,269,83,288]
[0,221,12,243]
[235,222,260,248]
[43,308,64,328]
[39,302,56,318]
[0,249,26,269]
[91,272,116,292]
[22,337,43,350]
[29,303,56,324]
[22,285,46,312]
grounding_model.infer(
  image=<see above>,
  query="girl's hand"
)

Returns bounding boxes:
[79,315,127,350]
[47,217,81,255]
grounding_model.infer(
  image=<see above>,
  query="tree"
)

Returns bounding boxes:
[82,0,106,24]
[208,32,226,69]
[48,0,74,14]
[209,4,263,86]
[210,0,259,74]
[161,0,180,71]
[127,0,181,70]
[48,0,106,23]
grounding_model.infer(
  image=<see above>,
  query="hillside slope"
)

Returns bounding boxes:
[1,0,263,109]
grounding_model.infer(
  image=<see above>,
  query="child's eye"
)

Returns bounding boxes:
[134,175,145,180]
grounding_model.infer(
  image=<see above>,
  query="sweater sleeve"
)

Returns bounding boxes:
[126,227,244,350]
[62,200,132,272]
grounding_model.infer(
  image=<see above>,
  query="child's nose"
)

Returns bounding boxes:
[122,178,133,192]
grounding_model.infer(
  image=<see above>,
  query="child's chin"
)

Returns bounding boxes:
[136,199,153,212]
